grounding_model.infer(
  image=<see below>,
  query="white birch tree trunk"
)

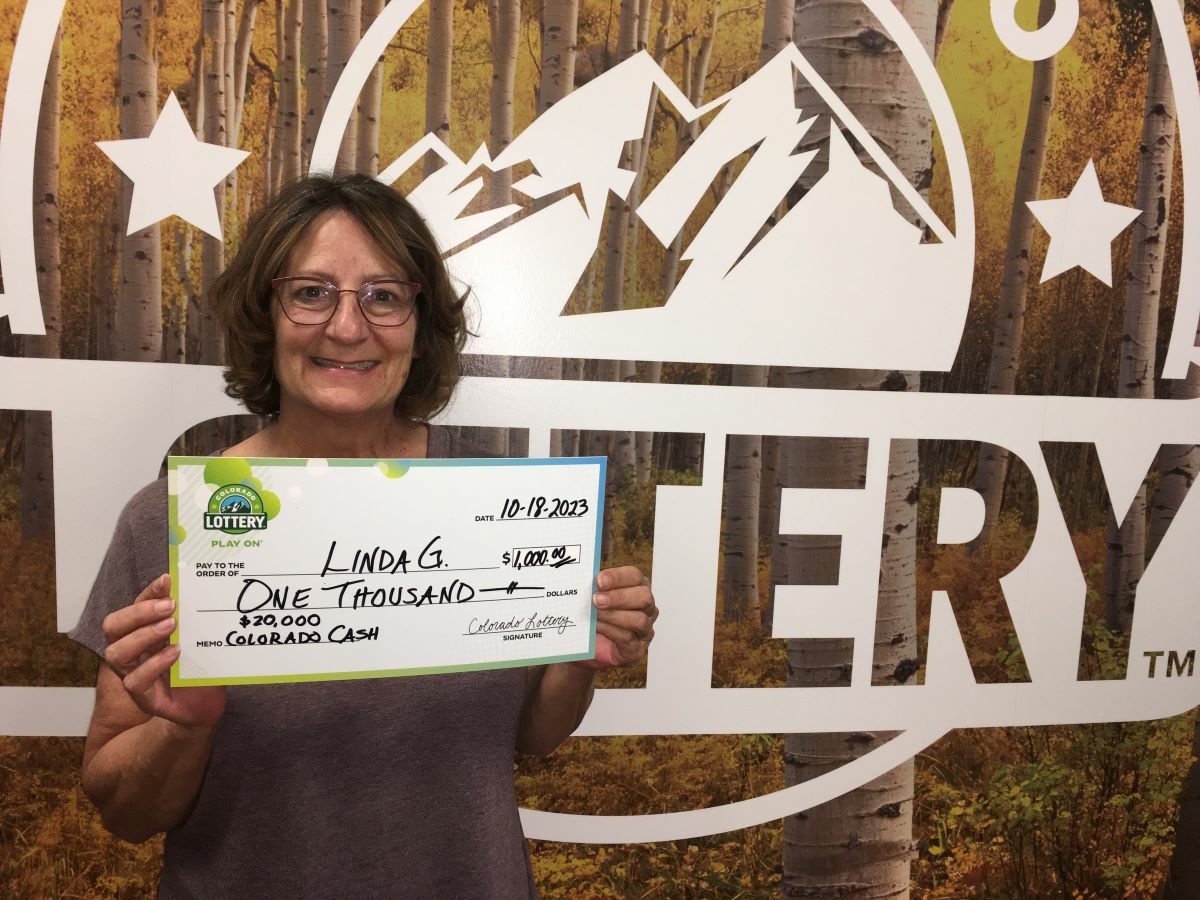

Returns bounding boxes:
[636,366,657,479]
[659,18,717,302]
[170,222,193,364]
[356,0,384,175]
[594,0,644,543]
[487,0,520,217]
[20,27,61,540]
[281,0,304,184]
[115,0,162,363]
[535,0,580,456]
[224,1,237,125]
[763,369,788,632]
[1106,10,1177,632]
[200,0,227,366]
[175,41,204,360]
[475,0,520,457]
[538,0,578,121]
[189,33,205,141]
[933,0,955,62]
[424,0,452,176]
[721,4,791,623]
[598,0,644,336]
[723,365,766,624]
[757,0,793,611]
[625,0,671,268]
[622,0,672,481]
[781,1,935,895]
[762,0,793,61]
[223,0,239,209]
[302,0,328,169]
[972,0,1056,549]
[327,0,361,173]
[94,201,121,361]
[232,0,261,149]
[270,0,285,194]
[1146,11,1194,890]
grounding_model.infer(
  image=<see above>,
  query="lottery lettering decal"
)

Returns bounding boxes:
[0,0,1198,845]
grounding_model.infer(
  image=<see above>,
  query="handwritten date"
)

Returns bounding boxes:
[499,496,589,519]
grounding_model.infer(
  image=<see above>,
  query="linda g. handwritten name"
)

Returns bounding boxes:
[468,611,574,636]
[320,536,447,576]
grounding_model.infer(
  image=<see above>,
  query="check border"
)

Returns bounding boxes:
[167,455,606,686]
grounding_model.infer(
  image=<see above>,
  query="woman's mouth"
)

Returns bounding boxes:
[311,357,378,371]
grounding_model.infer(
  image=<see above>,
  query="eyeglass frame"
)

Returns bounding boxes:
[270,275,423,327]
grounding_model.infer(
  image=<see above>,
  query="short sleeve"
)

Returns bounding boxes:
[426,423,450,459]
[68,479,169,657]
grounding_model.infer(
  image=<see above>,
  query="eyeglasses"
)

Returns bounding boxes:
[271,276,421,327]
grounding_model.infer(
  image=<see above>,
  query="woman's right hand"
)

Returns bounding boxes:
[101,573,226,730]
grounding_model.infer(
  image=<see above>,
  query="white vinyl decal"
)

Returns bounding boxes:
[1,0,1198,844]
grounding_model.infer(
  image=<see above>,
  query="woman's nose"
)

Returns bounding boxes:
[323,290,370,341]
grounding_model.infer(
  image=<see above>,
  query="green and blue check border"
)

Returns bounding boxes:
[167,454,606,686]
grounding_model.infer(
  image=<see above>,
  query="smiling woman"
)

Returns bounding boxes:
[67,174,659,899]
[250,210,424,455]
[212,176,468,459]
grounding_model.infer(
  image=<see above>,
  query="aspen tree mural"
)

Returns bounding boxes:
[423,0,451,176]
[356,0,383,175]
[3,1,1200,896]
[972,0,1056,551]
[631,0,672,489]
[279,0,303,185]
[534,0,578,458]
[327,0,361,173]
[302,0,327,167]
[19,24,59,540]
[114,1,161,363]
[1103,1,1179,638]
[720,0,791,628]
[199,0,227,365]
[780,2,933,893]
[477,0,518,456]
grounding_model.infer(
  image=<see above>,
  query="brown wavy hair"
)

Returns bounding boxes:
[212,173,467,421]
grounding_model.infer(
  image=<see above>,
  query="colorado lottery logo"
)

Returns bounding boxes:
[203,485,268,536]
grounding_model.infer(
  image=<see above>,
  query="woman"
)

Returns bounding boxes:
[70,174,657,897]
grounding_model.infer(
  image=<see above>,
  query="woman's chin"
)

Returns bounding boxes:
[287,391,395,423]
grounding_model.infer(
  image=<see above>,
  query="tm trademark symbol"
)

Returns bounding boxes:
[1143,649,1196,678]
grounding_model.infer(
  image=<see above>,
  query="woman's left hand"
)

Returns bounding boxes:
[519,566,656,753]
[581,566,657,669]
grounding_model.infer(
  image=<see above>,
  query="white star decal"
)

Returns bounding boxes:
[1026,160,1140,286]
[96,93,249,239]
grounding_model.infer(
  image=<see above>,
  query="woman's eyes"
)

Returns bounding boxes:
[364,288,400,305]
[296,285,328,301]
[286,283,407,306]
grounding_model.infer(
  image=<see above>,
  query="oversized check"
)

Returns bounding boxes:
[167,455,606,686]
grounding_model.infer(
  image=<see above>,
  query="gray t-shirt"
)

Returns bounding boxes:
[70,429,538,899]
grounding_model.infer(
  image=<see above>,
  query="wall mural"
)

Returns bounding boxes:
[1,0,1199,894]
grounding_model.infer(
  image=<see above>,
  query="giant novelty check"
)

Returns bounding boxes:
[167,455,606,686]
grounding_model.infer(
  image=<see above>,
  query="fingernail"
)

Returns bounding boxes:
[597,572,611,590]
[593,593,609,608]
[158,616,176,632]
[155,598,174,614]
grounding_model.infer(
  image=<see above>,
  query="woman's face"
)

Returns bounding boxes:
[272,210,419,423]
